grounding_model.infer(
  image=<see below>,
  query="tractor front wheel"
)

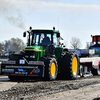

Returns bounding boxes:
[43,57,58,80]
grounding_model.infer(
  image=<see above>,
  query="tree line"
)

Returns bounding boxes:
[69,37,90,49]
[0,37,91,55]
[0,38,26,55]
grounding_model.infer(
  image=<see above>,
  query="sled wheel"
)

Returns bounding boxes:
[91,64,100,76]
[79,65,84,77]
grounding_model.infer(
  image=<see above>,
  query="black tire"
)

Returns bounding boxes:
[91,65,100,76]
[42,57,58,80]
[62,51,79,79]
[9,76,21,81]
[9,76,15,80]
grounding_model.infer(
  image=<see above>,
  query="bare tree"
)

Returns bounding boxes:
[0,42,4,52]
[85,42,90,49]
[70,37,82,49]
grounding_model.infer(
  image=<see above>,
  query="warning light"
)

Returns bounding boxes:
[30,26,32,30]
[53,27,55,30]
[59,41,61,44]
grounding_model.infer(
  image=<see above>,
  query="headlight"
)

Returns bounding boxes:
[30,56,35,58]
[25,56,28,58]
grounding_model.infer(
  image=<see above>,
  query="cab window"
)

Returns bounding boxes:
[53,33,58,47]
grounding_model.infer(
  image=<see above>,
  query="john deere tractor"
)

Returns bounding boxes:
[0,27,79,80]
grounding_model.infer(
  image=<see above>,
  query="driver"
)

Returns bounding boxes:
[42,36,51,45]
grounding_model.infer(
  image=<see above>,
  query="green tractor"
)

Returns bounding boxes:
[23,26,79,80]
[1,27,79,80]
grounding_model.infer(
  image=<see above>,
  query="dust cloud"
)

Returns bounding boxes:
[0,0,26,29]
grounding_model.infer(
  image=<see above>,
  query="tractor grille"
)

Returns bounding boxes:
[25,51,35,60]
[25,51,35,55]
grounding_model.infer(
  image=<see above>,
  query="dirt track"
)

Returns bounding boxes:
[36,83,100,100]
[0,76,100,100]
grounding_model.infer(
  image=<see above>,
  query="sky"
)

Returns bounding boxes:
[1,0,100,48]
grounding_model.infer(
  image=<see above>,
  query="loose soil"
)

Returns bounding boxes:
[0,76,100,100]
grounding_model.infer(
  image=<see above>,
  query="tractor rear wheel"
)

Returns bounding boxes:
[62,52,79,79]
[43,57,58,80]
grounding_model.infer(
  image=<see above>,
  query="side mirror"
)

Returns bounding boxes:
[57,33,60,37]
[61,43,64,45]
[23,32,26,37]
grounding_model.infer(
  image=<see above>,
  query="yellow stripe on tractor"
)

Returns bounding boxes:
[25,49,45,52]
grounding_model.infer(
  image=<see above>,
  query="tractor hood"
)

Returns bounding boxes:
[25,46,45,61]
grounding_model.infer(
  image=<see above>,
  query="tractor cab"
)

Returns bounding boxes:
[23,27,60,47]
[23,27,62,61]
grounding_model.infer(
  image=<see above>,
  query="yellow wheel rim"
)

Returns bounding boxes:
[51,63,56,76]
[72,57,78,75]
